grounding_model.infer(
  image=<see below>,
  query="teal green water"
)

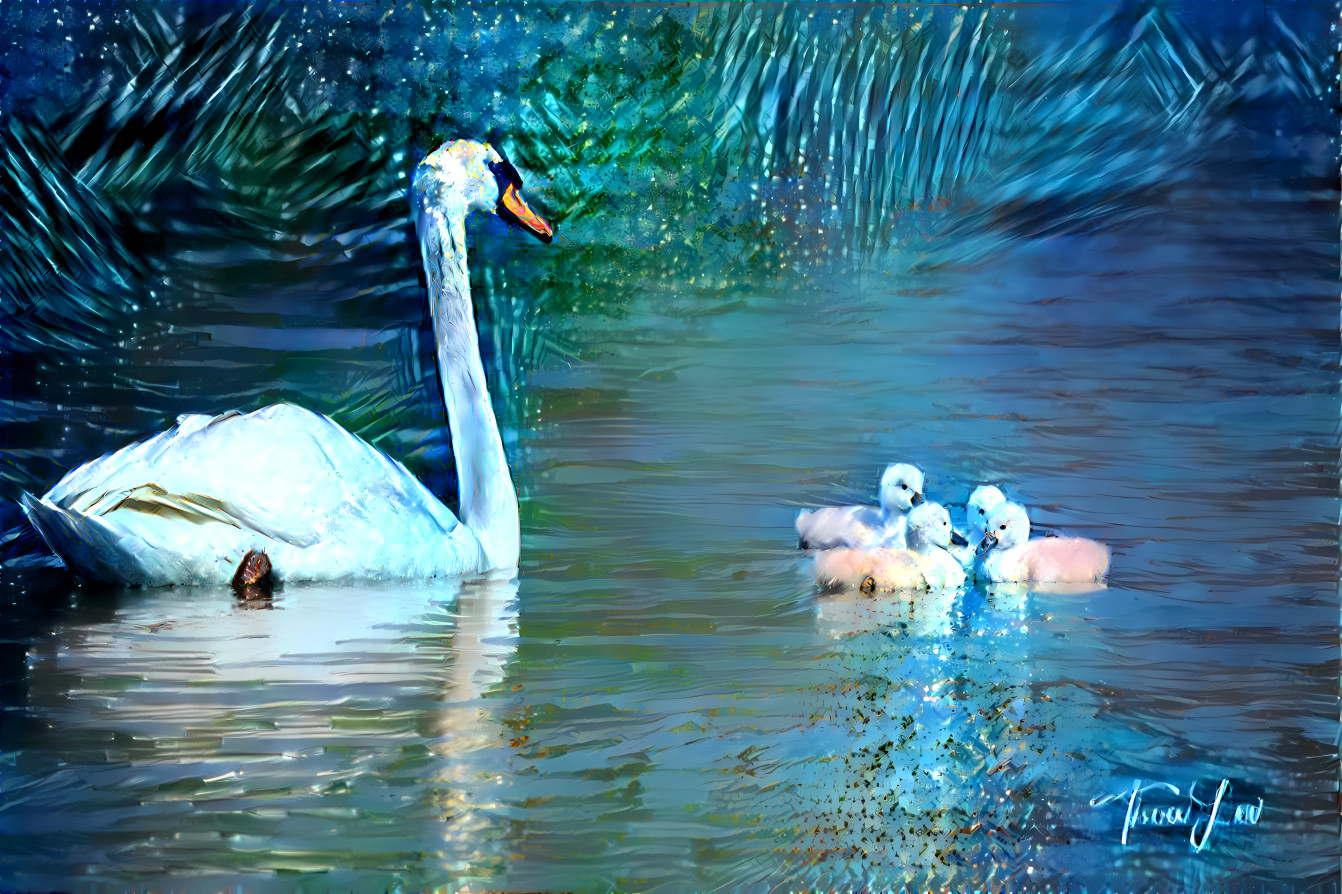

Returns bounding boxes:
[0,178,1335,891]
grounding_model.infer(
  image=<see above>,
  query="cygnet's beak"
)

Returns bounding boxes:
[911,492,924,506]
[499,183,554,242]
[950,530,969,547]
[977,531,998,555]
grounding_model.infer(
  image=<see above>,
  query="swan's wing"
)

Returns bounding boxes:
[43,404,460,539]
[31,405,471,584]
[68,482,319,547]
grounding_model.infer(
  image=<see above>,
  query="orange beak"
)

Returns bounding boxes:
[500,183,553,241]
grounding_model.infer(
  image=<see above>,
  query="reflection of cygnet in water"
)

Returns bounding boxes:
[813,502,967,592]
[815,581,958,639]
[978,501,1109,583]
[796,463,924,550]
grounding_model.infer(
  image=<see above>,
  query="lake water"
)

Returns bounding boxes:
[0,168,1336,891]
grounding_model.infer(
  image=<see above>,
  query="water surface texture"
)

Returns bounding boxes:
[1,3,1338,892]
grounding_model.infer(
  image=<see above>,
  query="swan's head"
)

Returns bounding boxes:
[878,463,924,515]
[413,139,553,242]
[966,484,1006,537]
[906,502,965,550]
[980,501,1030,553]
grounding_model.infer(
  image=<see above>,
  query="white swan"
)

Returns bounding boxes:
[20,139,553,587]
[977,501,1110,584]
[796,462,924,550]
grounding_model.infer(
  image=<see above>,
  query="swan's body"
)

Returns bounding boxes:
[813,502,966,592]
[950,484,1005,567]
[22,140,553,587]
[796,463,923,550]
[978,501,1109,583]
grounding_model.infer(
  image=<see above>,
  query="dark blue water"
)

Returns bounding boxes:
[1,166,1336,891]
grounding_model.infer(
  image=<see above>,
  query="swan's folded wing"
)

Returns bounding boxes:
[42,404,460,541]
[68,482,321,547]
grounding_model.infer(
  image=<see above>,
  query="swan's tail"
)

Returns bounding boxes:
[19,491,134,584]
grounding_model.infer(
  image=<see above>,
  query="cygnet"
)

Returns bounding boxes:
[796,463,924,550]
[977,501,1109,583]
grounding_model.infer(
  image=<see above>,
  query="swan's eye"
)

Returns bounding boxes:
[999,524,1007,530]
[978,508,985,515]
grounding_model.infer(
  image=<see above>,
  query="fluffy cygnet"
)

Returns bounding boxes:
[796,463,924,550]
[978,501,1109,583]
[812,502,967,592]
[813,546,922,592]
[905,502,968,589]
[966,485,1006,542]
[950,484,1006,567]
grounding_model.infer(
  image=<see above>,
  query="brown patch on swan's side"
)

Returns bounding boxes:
[232,549,273,600]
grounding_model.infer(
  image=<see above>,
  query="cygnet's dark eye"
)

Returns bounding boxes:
[999,524,1007,530]
[900,484,908,490]
[978,508,985,515]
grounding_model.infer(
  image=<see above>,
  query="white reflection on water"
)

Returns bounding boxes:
[2,575,519,891]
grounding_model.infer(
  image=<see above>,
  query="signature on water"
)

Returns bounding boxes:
[1090,778,1263,850]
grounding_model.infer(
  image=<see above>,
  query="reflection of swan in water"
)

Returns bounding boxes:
[9,576,520,884]
[978,501,1110,583]
[22,140,552,587]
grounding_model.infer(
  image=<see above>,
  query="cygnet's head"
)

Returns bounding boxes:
[878,463,925,515]
[906,502,967,550]
[966,485,1006,536]
[413,139,553,241]
[980,501,1030,552]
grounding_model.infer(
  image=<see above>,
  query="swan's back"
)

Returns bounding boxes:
[26,405,481,585]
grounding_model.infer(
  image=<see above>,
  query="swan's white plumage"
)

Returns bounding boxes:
[23,405,482,586]
[22,139,549,587]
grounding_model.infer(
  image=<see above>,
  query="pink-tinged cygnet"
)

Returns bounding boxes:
[813,546,922,592]
[904,502,968,589]
[978,501,1109,583]
[796,463,924,550]
[813,502,967,593]
[950,484,1005,568]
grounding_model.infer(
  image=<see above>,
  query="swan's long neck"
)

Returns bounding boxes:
[418,206,519,570]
